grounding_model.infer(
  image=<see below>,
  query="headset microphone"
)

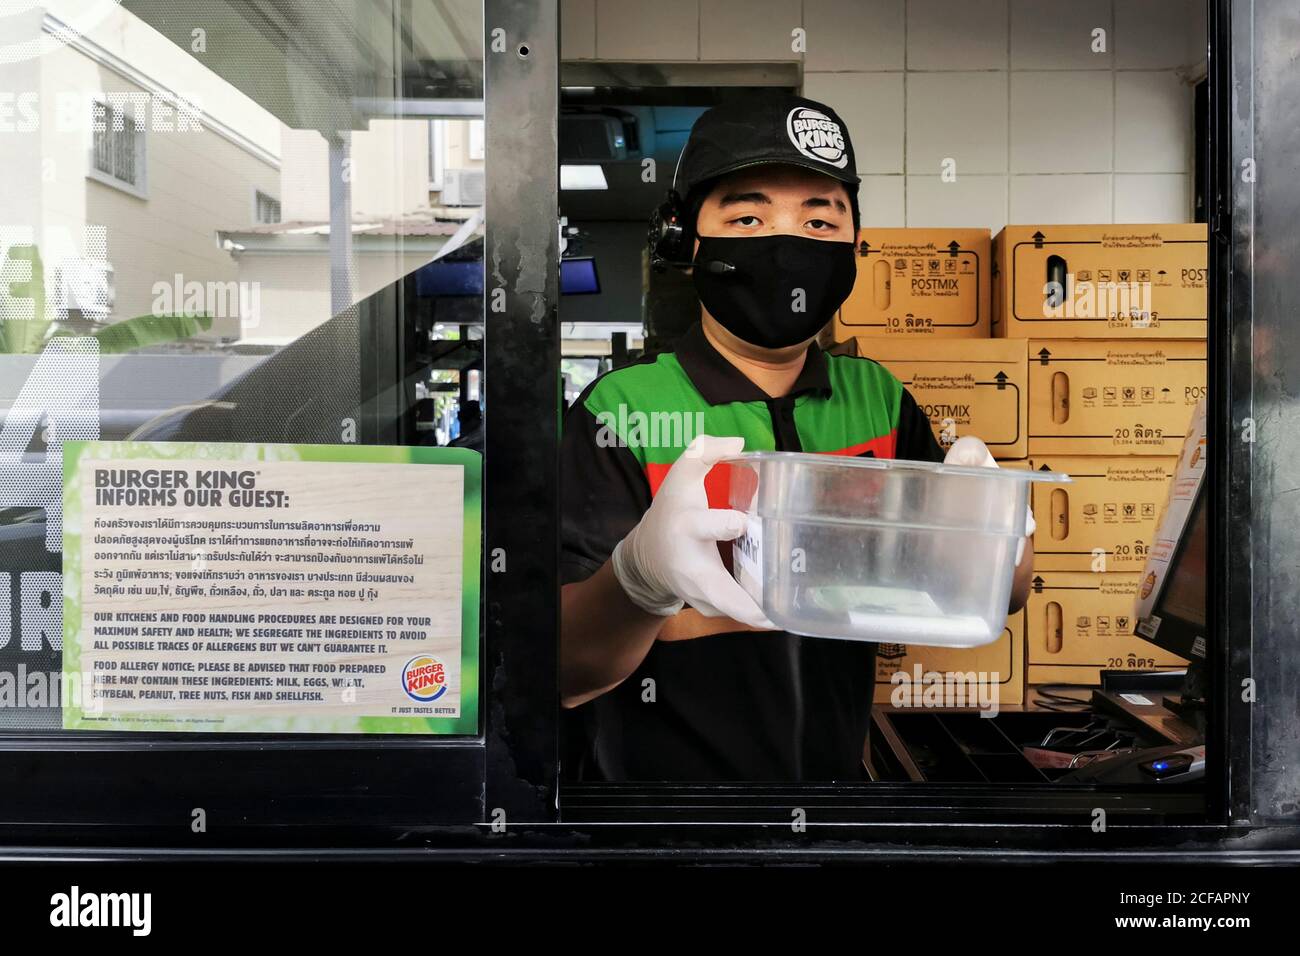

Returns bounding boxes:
[647,189,693,271]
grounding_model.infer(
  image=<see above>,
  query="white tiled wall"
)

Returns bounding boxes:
[1114,71,1194,173]
[907,71,1009,175]
[803,72,904,174]
[1009,174,1113,225]
[700,0,805,60]
[907,174,1008,230]
[906,0,1007,71]
[806,0,906,70]
[1010,71,1114,174]
[564,0,1205,229]
[593,0,700,60]
[1113,172,1192,223]
[562,0,597,59]
[1009,0,1112,70]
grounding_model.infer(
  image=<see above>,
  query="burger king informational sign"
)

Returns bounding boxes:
[60,442,481,735]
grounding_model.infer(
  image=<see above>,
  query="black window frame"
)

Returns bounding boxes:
[550,0,1293,854]
[5,0,1300,862]
[0,0,560,849]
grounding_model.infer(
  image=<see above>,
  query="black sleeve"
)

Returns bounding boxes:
[560,395,653,586]
[894,386,946,464]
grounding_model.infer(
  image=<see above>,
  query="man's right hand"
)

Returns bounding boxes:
[610,434,774,628]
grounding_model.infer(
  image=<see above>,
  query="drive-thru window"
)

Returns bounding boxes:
[0,1,1294,879]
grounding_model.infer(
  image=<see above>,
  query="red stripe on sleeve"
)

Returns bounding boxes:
[645,461,735,510]
[818,430,897,459]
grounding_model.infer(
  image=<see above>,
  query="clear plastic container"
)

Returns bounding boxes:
[725,452,1071,647]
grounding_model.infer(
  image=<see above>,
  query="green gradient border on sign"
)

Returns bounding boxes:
[61,441,481,735]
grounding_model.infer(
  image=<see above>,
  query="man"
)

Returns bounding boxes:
[560,94,1033,782]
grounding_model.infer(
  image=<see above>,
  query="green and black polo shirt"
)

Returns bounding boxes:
[561,322,944,782]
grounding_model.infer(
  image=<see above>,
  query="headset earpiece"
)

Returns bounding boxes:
[647,189,692,270]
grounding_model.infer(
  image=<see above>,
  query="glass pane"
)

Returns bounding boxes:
[0,0,485,734]
[553,15,1211,790]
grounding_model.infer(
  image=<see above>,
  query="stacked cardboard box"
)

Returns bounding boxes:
[833,229,1016,706]
[834,228,991,340]
[839,224,1208,700]
[1027,456,1177,573]
[992,224,1207,340]
[1022,572,1186,686]
[873,609,1025,707]
[834,335,1028,460]
[991,223,1207,687]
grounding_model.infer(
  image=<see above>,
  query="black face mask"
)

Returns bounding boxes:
[692,234,857,349]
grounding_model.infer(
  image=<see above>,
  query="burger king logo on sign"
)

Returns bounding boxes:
[402,655,447,703]
[786,106,848,169]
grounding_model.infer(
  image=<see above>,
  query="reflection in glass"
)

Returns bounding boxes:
[0,0,485,730]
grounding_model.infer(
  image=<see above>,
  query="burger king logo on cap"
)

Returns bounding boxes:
[786,107,848,169]
[402,655,447,703]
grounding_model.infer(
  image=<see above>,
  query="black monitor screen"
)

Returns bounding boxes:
[1160,488,1207,629]
[418,256,599,296]
[561,257,600,295]
[416,259,484,297]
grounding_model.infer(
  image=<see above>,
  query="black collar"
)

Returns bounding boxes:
[673,323,833,406]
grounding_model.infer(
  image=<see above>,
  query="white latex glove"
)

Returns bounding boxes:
[944,436,1035,563]
[611,434,774,628]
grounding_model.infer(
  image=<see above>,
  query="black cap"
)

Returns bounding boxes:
[674,93,860,200]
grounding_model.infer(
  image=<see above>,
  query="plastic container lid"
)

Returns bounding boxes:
[722,452,1071,646]
[725,450,1071,485]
